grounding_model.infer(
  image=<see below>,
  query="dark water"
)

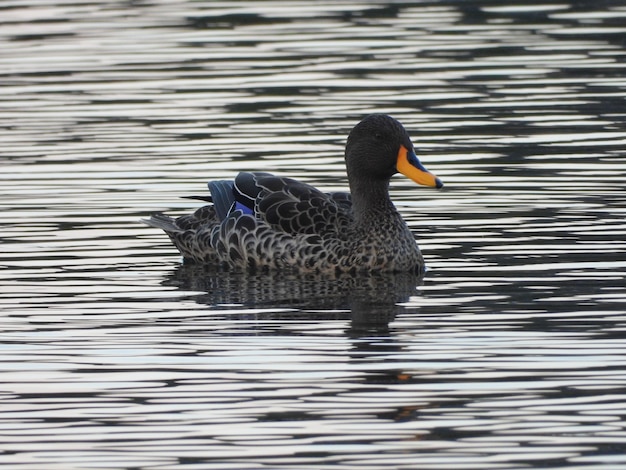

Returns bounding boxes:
[2,1,626,468]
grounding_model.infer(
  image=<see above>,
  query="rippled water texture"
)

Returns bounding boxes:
[2,1,626,468]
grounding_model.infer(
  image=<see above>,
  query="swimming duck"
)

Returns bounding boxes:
[144,114,443,274]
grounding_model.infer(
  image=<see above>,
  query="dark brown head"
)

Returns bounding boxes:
[345,114,443,188]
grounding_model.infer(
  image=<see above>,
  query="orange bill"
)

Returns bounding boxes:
[396,145,443,189]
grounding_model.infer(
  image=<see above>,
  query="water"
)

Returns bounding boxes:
[1,0,626,468]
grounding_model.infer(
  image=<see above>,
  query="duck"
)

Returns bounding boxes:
[143,114,443,274]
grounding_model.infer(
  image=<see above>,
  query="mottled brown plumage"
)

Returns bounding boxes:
[144,114,443,274]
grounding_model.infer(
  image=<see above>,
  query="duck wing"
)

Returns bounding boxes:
[235,172,353,237]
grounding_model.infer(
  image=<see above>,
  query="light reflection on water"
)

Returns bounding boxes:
[1,0,626,469]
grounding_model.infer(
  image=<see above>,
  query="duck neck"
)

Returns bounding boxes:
[349,177,398,225]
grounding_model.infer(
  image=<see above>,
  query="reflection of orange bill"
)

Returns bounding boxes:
[396,145,443,189]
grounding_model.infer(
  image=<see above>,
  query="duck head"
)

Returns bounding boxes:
[345,114,443,189]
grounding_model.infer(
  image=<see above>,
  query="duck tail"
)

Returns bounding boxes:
[141,213,184,233]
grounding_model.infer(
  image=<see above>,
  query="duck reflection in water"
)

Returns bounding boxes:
[164,265,424,336]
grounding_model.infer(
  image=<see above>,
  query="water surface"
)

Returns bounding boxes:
[1,1,626,469]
